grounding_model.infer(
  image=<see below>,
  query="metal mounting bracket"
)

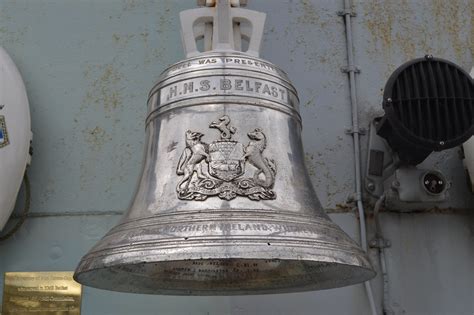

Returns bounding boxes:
[341,66,361,74]
[365,118,450,203]
[369,238,391,249]
[365,119,398,197]
[337,9,357,17]
[197,0,247,6]
[391,167,449,203]
[345,127,366,135]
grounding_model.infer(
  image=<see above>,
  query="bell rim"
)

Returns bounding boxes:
[75,233,376,295]
[74,257,375,295]
[75,208,375,295]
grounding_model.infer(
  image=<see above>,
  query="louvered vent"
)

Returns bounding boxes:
[377,56,474,165]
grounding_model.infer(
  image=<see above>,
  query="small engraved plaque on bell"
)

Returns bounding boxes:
[2,272,82,314]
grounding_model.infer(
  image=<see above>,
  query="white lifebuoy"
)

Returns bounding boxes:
[0,47,32,231]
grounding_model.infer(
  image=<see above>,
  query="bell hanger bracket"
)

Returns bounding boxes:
[180,0,266,58]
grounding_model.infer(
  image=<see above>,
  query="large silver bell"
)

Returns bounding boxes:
[74,0,375,295]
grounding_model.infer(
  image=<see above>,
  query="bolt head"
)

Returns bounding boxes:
[367,182,375,191]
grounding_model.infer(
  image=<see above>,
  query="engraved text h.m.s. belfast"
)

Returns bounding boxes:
[176,115,276,201]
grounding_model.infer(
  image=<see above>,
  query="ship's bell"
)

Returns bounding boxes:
[74,0,375,295]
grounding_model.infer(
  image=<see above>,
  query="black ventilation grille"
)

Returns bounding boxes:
[377,56,474,164]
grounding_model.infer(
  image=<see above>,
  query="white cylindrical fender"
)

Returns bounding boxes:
[0,47,32,231]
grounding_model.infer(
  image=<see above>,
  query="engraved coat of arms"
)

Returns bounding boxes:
[176,115,276,201]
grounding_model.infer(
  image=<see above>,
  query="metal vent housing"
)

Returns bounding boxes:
[377,56,474,164]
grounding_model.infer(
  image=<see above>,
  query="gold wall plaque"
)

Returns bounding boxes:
[2,272,82,314]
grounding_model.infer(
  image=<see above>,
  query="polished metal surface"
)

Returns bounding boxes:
[3,272,82,314]
[74,51,375,295]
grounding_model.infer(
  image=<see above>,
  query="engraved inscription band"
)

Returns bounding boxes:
[157,76,296,108]
[161,55,291,81]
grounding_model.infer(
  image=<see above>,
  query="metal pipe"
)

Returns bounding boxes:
[341,0,378,314]
[379,249,392,315]
[373,194,394,315]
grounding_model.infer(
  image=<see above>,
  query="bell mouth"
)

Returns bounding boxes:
[74,258,375,295]
[75,211,376,295]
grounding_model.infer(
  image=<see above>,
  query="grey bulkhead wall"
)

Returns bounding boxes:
[0,0,473,314]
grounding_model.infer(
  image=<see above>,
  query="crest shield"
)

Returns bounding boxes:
[209,141,244,181]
